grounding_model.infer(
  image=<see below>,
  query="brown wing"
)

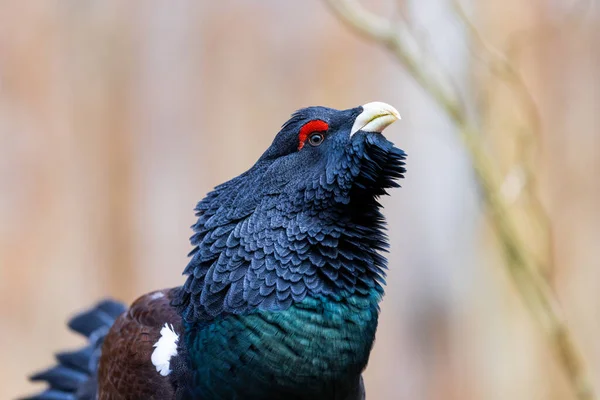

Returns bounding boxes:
[97,288,183,400]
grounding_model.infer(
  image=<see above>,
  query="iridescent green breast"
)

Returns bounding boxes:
[183,291,380,399]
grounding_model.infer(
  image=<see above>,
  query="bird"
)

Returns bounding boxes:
[25,101,406,400]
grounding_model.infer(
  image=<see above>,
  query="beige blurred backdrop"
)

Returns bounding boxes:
[1,1,599,399]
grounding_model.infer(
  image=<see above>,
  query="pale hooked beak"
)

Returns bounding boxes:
[350,101,401,136]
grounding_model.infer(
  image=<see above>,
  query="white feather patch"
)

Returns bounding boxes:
[151,323,179,376]
[149,291,165,300]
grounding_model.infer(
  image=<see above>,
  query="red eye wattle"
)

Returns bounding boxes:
[298,120,329,150]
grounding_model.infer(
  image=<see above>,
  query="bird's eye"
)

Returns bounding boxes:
[298,120,329,150]
[308,132,324,147]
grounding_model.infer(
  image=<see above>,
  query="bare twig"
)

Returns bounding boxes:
[451,0,556,280]
[323,0,595,399]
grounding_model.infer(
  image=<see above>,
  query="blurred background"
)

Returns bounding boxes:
[1,1,598,399]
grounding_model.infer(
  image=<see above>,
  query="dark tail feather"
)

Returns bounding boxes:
[23,300,126,400]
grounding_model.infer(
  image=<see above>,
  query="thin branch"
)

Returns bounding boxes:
[323,0,596,399]
[452,0,556,280]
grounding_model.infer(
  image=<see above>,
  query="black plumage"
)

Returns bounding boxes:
[26,103,406,400]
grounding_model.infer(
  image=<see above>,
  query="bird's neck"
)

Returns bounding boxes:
[175,190,389,322]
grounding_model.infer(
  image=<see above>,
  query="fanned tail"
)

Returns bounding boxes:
[22,300,126,400]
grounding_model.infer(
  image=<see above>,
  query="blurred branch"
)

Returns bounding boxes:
[451,0,556,280]
[323,1,595,399]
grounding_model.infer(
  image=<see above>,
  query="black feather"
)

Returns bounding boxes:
[23,300,126,400]
[30,366,87,392]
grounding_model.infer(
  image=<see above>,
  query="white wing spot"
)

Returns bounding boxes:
[151,323,179,376]
[149,291,165,300]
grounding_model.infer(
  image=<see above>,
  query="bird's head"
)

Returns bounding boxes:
[178,102,406,320]
[251,101,405,206]
[262,101,400,156]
